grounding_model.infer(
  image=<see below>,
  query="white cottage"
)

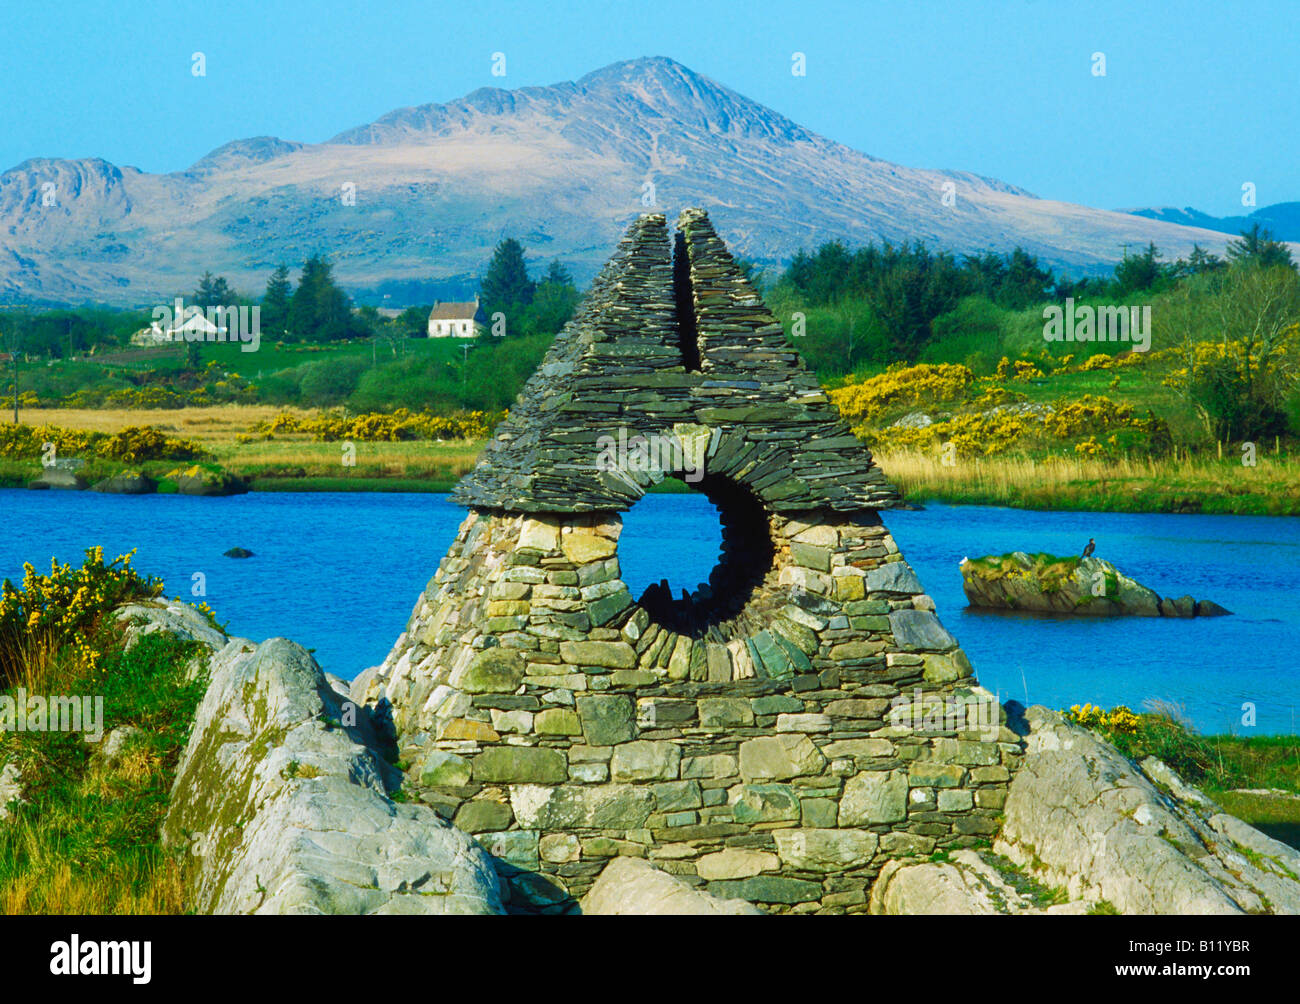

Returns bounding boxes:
[427,297,487,338]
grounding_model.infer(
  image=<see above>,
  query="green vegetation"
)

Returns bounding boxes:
[965,552,1081,589]
[2,225,1297,510]
[1066,703,1300,849]
[0,239,580,416]
[0,551,207,913]
[0,633,206,913]
[984,851,1070,908]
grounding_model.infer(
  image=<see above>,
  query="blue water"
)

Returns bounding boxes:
[1,489,1297,733]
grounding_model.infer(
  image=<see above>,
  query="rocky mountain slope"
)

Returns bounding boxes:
[0,57,1244,305]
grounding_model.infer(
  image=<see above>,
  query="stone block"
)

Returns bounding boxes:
[534,708,582,736]
[472,747,568,784]
[839,770,908,825]
[908,762,965,788]
[732,783,801,824]
[453,799,514,833]
[456,648,525,694]
[576,694,635,746]
[889,609,958,652]
[610,741,681,782]
[415,750,471,788]
[560,640,636,669]
[698,697,754,728]
[773,828,879,873]
[695,848,780,881]
[738,734,826,782]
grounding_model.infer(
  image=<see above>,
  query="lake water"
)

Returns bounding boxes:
[2,488,1297,733]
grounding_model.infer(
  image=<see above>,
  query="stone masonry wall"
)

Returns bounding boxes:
[361,509,1021,914]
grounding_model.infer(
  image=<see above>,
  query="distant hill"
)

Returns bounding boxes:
[1124,202,1300,243]
[0,56,1260,306]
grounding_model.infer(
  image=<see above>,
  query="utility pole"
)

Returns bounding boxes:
[462,342,470,383]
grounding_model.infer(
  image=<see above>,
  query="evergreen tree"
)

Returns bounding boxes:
[261,265,292,339]
[998,248,1054,309]
[289,255,355,342]
[1227,223,1295,270]
[526,259,580,335]
[194,271,234,308]
[481,238,535,327]
[1113,242,1169,297]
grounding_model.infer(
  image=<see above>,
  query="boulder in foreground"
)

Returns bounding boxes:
[159,620,503,915]
[581,857,763,915]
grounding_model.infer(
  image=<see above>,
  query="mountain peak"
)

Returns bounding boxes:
[328,56,811,147]
[0,59,1249,304]
[186,136,306,174]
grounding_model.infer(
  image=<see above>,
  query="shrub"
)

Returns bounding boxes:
[250,408,501,442]
[297,358,369,407]
[829,363,974,424]
[0,424,206,464]
[0,548,162,687]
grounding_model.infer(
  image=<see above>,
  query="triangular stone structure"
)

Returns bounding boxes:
[360,209,1014,914]
[454,209,898,513]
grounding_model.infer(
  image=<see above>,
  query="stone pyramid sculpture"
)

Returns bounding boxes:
[453,209,898,513]
[360,209,1014,914]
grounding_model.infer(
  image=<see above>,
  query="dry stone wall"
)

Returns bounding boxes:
[361,504,1019,914]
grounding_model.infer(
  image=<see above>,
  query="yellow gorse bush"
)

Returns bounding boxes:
[250,408,503,443]
[0,424,206,464]
[1066,703,1141,736]
[1161,330,1297,392]
[0,548,162,684]
[862,391,1163,459]
[828,363,974,424]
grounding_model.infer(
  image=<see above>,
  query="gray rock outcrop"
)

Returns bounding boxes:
[92,472,157,494]
[581,857,763,915]
[27,467,88,490]
[871,706,1300,914]
[996,707,1300,913]
[116,600,230,655]
[162,635,504,914]
[961,553,1230,617]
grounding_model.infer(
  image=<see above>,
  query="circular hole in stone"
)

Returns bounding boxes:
[617,473,775,635]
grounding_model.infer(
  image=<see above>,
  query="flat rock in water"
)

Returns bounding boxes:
[961,554,1230,618]
[92,472,157,494]
[223,547,254,558]
[28,467,88,490]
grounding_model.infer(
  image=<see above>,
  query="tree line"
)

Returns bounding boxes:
[770,223,1296,371]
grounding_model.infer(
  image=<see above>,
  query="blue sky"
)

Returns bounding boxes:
[2,0,1296,215]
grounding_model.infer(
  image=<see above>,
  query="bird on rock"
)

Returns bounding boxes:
[1081,538,1096,559]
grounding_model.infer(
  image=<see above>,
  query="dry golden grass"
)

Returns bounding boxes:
[9,405,313,442]
[211,437,484,480]
[0,856,185,915]
[875,449,1300,514]
[0,736,184,915]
